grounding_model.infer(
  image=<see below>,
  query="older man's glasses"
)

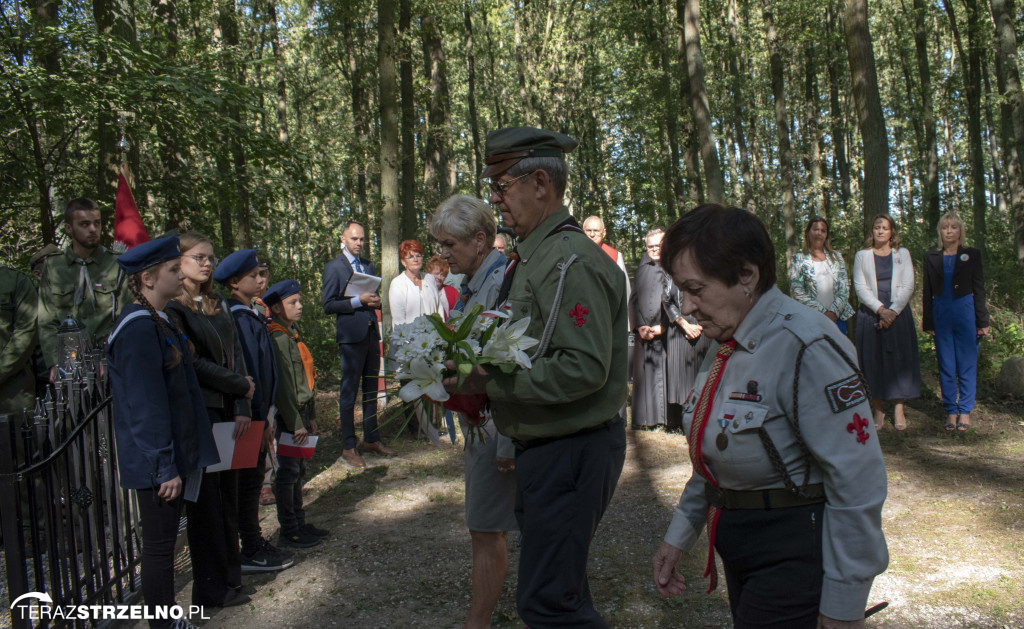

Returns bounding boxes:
[487,171,534,197]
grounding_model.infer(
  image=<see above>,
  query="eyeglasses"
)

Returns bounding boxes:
[185,254,218,267]
[487,171,534,197]
[404,253,424,260]
[646,244,661,251]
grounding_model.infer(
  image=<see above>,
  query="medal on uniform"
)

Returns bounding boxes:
[716,415,732,450]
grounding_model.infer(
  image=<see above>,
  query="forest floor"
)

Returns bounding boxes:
[124,369,1024,629]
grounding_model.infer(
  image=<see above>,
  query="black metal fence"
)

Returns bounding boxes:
[1,351,143,628]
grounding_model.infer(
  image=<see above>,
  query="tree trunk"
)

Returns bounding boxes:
[761,0,797,261]
[827,2,851,217]
[681,0,724,203]
[912,0,940,229]
[399,0,416,240]
[676,0,703,203]
[805,42,826,217]
[151,0,188,230]
[217,0,250,247]
[989,0,1024,265]
[963,0,987,251]
[379,0,401,332]
[465,4,482,196]
[422,11,454,210]
[266,0,289,144]
[726,0,753,210]
[844,0,889,233]
[514,1,531,125]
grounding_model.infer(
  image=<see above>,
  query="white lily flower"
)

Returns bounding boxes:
[483,316,539,369]
[398,356,449,402]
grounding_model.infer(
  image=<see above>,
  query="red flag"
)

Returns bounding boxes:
[114,167,149,249]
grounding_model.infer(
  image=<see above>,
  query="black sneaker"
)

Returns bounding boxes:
[301,522,330,538]
[278,528,321,548]
[241,548,294,573]
[259,536,294,562]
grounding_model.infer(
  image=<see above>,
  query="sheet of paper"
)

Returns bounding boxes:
[344,271,382,298]
[276,432,319,459]
[206,420,265,473]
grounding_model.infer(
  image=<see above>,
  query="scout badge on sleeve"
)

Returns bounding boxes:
[847,413,871,444]
[824,374,866,413]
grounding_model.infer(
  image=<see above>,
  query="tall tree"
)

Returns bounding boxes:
[399,0,416,240]
[761,0,797,261]
[379,0,400,332]
[681,0,724,203]
[912,0,939,229]
[989,0,1024,264]
[422,10,454,209]
[826,2,851,217]
[844,0,890,232]
[464,4,483,197]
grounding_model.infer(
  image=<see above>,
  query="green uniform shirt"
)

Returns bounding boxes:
[485,207,629,440]
[270,319,314,433]
[37,246,128,367]
[0,266,37,415]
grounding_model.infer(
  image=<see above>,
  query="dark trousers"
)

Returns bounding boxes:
[186,468,241,606]
[338,336,381,449]
[716,502,826,629]
[137,489,183,629]
[274,453,306,533]
[514,417,626,628]
[237,447,268,556]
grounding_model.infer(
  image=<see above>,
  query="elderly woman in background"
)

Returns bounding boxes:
[430,194,517,629]
[790,217,854,334]
[663,268,712,433]
[923,213,990,432]
[388,239,441,328]
[629,227,668,430]
[651,204,887,629]
[425,255,461,319]
[852,214,921,431]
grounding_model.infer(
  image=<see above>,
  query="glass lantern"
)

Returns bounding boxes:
[57,315,90,375]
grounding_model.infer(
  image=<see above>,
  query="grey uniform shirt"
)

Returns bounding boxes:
[664,286,888,620]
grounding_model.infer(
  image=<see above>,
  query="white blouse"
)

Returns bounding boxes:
[388,271,441,328]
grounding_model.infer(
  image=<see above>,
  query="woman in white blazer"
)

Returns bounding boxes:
[388,239,441,328]
[852,214,921,431]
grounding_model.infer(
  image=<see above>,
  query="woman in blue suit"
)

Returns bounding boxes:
[107,236,219,629]
[922,213,990,432]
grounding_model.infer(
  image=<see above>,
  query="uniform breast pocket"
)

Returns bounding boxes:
[719,401,771,463]
[0,293,14,327]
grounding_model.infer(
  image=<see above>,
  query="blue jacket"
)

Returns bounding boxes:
[322,252,380,343]
[106,304,219,490]
[227,297,278,424]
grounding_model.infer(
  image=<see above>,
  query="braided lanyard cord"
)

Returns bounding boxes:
[528,254,577,361]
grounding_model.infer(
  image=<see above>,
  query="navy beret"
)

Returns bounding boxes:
[117,236,181,274]
[263,279,301,306]
[213,249,261,284]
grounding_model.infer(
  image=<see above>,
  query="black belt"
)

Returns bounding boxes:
[705,483,825,510]
[513,417,619,451]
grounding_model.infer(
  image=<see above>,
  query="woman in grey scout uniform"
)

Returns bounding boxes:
[430,194,517,629]
[651,205,887,629]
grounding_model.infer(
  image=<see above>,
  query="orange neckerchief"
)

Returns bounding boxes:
[268,321,316,391]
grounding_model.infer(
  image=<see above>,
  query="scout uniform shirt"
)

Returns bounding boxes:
[269,318,314,434]
[664,286,888,621]
[485,207,628,441]
[37,246,128,366]
[0,266,38,414]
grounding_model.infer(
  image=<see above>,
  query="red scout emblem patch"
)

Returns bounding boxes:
[846,413,870,444]
[570,302,589,326]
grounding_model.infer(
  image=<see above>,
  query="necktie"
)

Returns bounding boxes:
[688,339,737,593]
[353,258,363,274]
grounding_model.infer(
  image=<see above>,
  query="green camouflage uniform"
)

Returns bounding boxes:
[0,266,38,415]
[37,246,128,367]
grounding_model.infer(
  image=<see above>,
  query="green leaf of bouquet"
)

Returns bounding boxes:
[455,305,483,339]
[479,318,499,346]
[426,313,457,343]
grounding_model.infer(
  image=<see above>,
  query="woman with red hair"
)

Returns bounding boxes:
[388,240,441,327]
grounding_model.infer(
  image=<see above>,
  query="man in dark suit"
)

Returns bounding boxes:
[322,221,397,467]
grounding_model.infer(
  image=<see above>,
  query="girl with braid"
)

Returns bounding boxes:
[107,236,219,629]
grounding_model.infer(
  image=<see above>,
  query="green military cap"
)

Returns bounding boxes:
[29,244,61,268]
[482,126,579,179]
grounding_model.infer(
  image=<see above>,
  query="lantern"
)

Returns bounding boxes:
[57,315,90,375]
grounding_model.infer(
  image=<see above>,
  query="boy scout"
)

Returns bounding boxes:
[0,265,37,415]
[446,127,629,628]
[37,198,129,378]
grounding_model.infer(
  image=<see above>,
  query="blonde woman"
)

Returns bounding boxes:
[852,214,921,430]
[922,214,990,432]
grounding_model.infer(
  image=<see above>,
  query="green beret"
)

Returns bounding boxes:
[482,126,578,179]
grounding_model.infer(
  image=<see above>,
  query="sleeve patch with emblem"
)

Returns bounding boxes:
[569,302,589,327]
[825,374,866,413]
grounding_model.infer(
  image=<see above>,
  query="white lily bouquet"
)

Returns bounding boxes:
[390,304,538,440]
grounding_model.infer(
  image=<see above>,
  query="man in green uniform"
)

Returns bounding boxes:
[446,126,628,628]
[0,264,37,416]
[37,198,129,380]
